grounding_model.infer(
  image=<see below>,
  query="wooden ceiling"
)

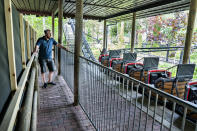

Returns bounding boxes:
[12,0,191,21]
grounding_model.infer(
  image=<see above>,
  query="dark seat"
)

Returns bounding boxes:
[154,64,196,99]
[129,57,159,83]
[113,52,137,73]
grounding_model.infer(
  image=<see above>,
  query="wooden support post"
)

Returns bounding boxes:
[52,13,55,60]
[52,13,55,38]
[74,0,83,106]
[183,0,197,64]
[103,20,107,50]
[19,14,26,69]
[58,0,63,75]
[26,21,31,60]
[131,12,136,53]
[4,0,17,91]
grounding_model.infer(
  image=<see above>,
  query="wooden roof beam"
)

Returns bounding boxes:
[18,10,51,16]
[105,0,183,19]
[63,13,105,20]
[64,0,130,10]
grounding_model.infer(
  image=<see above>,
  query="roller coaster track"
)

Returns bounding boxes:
[63,19,97,62]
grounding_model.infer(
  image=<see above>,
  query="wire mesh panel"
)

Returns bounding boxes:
[61,50,74,92]
[60,49,197,131]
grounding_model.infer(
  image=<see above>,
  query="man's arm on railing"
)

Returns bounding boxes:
[56,44,68,51]
[34,45,39,53]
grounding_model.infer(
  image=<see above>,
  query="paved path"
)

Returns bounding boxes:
[37,75,95,131]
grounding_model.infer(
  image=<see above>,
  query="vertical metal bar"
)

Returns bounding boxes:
[107,71,111,130]
[98,66,100,129]
[151,94,158,131]
[181,107,187,131]
[109,72,114,130]
[128,81,134,129]
[145,90,151,130]
[170,102,176,130]
[115,74,118,130]
[112,73,116,130]
[90,63,93,121]
[119,77,125,131]
[132,84,139,130]
[123,79,129,131]
[138,86,145,131]
[116,75,121,130]
[93,64,96,125]
[104,69,109,130]
[87,60,90,118]
[161,98,167,131]
[100,67,104,130]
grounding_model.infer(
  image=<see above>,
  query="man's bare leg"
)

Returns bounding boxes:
[41,73,47,88]
[48,71,56,85]
[48,71,53,83]
[41,73,46,83]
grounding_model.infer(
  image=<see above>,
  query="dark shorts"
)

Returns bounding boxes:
[38,59,55,73]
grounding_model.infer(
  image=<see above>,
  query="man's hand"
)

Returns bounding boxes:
[57,44,68,51]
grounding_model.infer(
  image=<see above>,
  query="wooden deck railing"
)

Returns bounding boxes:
[0,53,39,131]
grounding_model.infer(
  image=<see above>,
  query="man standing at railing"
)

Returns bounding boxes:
[34,29,67,88]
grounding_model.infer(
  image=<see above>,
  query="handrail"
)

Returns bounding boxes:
[0,53,36,131]
[60,48,197,112]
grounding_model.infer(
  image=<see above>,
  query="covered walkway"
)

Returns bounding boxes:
[37,74,95,131]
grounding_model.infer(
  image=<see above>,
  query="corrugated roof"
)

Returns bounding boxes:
[12,0,191,21]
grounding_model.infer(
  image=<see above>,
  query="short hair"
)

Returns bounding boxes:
[44,29,51,34]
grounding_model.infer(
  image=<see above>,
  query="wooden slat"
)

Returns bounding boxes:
[19,14,26,69]
[4,0,17,91]
[0,54,35,131]
[25,21,31,59]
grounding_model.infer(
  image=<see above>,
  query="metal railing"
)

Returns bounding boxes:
[60,48,197,131]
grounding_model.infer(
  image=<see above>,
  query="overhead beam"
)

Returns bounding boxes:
[18,10,51,16]
[74,0,83,106]
[4,0,17,91]
[63,13,105,20]
[105,0,183,19]
[64,0,130,10]
[183,0,197,64]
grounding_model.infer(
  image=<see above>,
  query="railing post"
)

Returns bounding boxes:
[4,0,17,91]
[131,12,136,53]
[58,0,63,75]
[74,0,83,106]
[183,0,197,64]
[103,20,107,50]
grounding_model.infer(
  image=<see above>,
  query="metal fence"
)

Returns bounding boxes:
[60,49,197,131]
